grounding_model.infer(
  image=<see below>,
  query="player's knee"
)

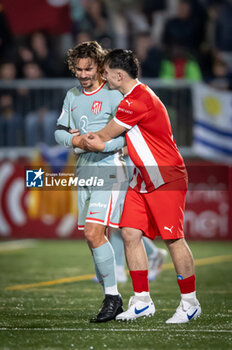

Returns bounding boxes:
[121,227,135,244]
[84,228,96,245]
[84,225,106,247]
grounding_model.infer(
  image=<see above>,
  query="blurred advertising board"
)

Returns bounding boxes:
[0,155,231,240]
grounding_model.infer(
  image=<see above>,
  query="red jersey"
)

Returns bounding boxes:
[114,82,187,193]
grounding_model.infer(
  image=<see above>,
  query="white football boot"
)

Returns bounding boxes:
[116,295,155,321]
[166,299,201,324]
[148,248,168,281]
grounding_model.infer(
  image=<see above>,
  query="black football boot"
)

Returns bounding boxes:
[90,294,123,323]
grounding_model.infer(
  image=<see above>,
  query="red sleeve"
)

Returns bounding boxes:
[114,98,146,129]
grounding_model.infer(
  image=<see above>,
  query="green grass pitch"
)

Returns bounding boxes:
[0,240,232,350]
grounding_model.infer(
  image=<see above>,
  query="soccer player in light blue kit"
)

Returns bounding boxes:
[55,41,127,322]
[55,41,167,322]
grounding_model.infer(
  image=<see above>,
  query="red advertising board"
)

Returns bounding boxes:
[0,159,231,240]
[0,159,83,239]
[184,161,232,240]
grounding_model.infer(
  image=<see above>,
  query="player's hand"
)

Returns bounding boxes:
[69,128,80,136]
[72,134,85,148]
[84,133,105,152]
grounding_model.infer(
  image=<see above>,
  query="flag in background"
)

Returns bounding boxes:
[192,83,232,164]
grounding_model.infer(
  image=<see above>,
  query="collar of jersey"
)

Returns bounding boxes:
[82,81,106,96]
[124,79,142,98]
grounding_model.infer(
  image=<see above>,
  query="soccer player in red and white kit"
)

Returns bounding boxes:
[84,49,201,323]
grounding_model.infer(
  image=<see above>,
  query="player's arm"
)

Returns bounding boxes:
[72,133,89,150]
[72,132,126,153]
[55,92,75,148]
[55,121,75,148]
[55,92,88,151]
[98,119,127,141]
[84,120,127,152]
[100,92,127,152]
[72,121,126,153]
[56,124,87,151]
[103,135,126,152]
[72,134,126,153]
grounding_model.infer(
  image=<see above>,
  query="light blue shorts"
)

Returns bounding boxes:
[77,182,129,230]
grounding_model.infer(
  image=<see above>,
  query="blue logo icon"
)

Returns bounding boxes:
[134,305,149,315]
[26,168,44,188]
[187,308,198,320]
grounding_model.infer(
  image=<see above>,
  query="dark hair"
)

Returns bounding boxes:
[104,49,139,79]
[67,41,106,75]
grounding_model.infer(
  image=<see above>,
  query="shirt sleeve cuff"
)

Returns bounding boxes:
[66,133,75,147]
[114,117,132,129]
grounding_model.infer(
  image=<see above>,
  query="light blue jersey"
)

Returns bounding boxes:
[55,82,125,164]
[55,82,132,229]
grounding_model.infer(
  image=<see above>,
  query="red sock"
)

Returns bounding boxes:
[130,270,149,293]
[177,275,196,294]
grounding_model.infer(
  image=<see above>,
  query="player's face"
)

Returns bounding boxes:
[75,58,100,91]
[103,65,121,90]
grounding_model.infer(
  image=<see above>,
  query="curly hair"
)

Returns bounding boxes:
[66,41,107,75]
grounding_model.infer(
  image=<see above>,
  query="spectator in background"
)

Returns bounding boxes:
[162,0,205,56]
[203,0,221,49]
[85,0,113,48]
[214,0,232,72]
[0,60,23,146]
[0,61,17,80]
[16,44,35,78]
[0,4,14,60]
[75,30,92,45]
[22,61,58,146]
[29,31,61,77]
[109,5,128,49]
[160,46,202,81]
[0,94,23,146]
[126,1,150,44]
[142,0,167,26]
[215,0,232,52]
[204,52,232,90]
[22,61,44,80]
[71,0,113,48]
[134,32,163,78]
[70,0,90,36]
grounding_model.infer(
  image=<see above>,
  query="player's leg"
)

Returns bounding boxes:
[77,187,104,290]
[110,228,127,283]
[146,178,201,324]
[143,237,167,281]
[165,238,201,324]
[115,226,155,321]
[108,186,130,283]
[85,223,123,323]
[84,190,123,322]
[115,189,155,321]
[85,222,118,295]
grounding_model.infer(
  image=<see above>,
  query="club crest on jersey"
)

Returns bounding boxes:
[92,101,102,114]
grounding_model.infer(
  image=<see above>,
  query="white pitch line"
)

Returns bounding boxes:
[0,239,37,252]
[0,328,231,333]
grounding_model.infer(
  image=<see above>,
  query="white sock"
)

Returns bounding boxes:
[181,291,198,309]
[134,291,151,302]
[105,285,119,295]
